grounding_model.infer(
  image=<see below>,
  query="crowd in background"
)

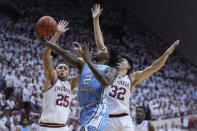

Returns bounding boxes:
[0,0,196,130]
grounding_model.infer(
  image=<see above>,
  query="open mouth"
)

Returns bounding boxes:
[60,72,65,75]
[116,63,121,67]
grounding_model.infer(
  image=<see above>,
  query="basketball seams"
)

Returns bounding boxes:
[35,16,57,36]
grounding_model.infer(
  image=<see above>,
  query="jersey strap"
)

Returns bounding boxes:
[42,79,58,93]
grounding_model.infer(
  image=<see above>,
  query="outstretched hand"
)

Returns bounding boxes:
[57,20,69,35]
[91,4,103,19]
[165,40,180,55]
[79,43,92,63]
[73,42,83,58]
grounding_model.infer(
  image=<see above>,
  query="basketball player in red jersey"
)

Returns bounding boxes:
[38,20,77,131]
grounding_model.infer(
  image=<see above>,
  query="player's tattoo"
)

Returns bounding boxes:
[41,39,84,70]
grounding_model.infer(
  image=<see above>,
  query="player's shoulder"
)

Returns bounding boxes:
[43,79,59,92]
[106,67,116,72]
[129,71,141,81]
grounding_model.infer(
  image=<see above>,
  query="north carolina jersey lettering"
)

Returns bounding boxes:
[104,75,131,114]
[133,120,148,131]
[39,79,71,124]
[78,64,109,107]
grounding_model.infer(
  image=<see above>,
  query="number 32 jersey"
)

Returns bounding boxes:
[39,79,71,124]
[104,75,132,114]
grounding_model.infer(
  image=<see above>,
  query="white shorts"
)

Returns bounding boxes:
[103,115,134,131]
[39,126,68,131]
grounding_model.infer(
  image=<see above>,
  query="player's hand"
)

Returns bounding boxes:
[91,4,103,19]
[80,43,92,63]
[36,32,53,47]
[165,40,180,55]
[57,20,69,35]
[36,32,47,44]
[73,42,83,58]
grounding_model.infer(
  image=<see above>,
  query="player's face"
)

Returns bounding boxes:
[136,108,145,120]
[56,64,69,79]
[95,50,110,64]
[117,58,131,70]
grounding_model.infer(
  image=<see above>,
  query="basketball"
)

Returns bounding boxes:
[35,16,57,36]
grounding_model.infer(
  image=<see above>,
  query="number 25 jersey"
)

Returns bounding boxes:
[104,75,132,114]
[39,79,71,124]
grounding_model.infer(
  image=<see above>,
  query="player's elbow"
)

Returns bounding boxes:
[103,78,114,87]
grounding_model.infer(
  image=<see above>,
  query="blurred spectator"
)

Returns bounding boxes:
[16,117,32,131]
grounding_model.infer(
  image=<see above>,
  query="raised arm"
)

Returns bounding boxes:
[130,40,180,89]
[37,36,84,71]
[92,4,106,51]
[43,20,69,81]
[80,43,117,87]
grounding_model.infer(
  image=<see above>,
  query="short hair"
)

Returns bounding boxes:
[56,63,69,71]
[136,106,151,120]
[136,106,146,113]
[120,54,133,74]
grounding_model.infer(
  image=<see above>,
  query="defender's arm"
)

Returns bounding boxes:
[43,20,69,84]
[131,40,180,89]
[92,4,106,51]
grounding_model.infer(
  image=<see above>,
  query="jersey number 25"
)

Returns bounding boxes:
[56,94,69,107]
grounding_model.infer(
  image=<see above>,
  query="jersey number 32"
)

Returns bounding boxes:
[109,85,126,101]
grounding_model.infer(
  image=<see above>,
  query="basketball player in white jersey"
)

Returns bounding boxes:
[89,4,180,131]
[103,40,179,131]
[38,20,77,131]
[133,106,155,131]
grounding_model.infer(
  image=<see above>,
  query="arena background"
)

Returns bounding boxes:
[0,0,196,130]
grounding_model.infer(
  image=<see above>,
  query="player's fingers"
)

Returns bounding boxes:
[58,20,61,26]
[98,4,100,9]
[63,20,67,26]
[84,43,89,52]
[91,8,94,13]
[64,21,69,28]
[61,20,65,26]
[100,9,103,13]
[175,40,180,45]
[87,42,90,51]
[65,28,69,32]
[94,4,96,10]
[84,43,88,51]
[60,20,64,26]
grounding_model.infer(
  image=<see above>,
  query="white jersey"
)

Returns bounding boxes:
[104,75,132,114]
[39,79,71,124]
[133,120,149,131]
